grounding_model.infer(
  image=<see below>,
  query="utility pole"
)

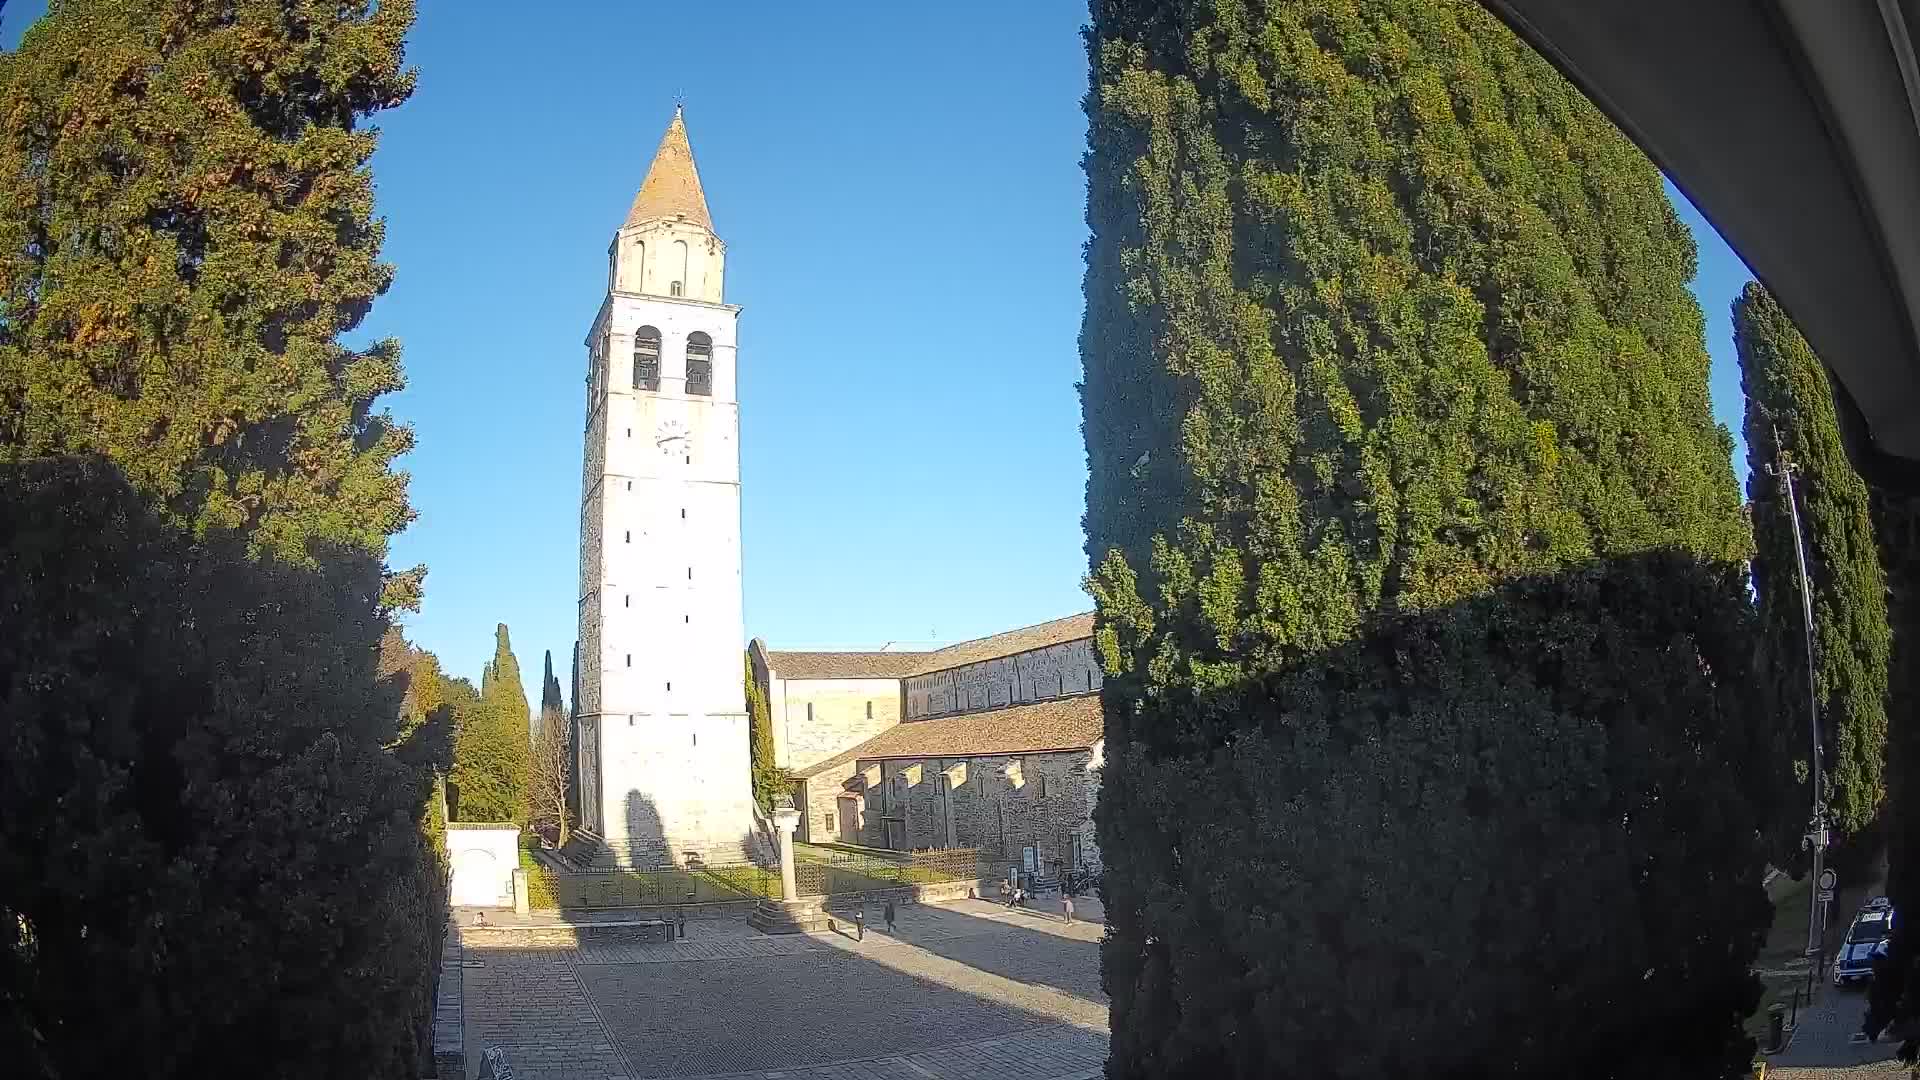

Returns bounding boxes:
[1767,435,1830,986]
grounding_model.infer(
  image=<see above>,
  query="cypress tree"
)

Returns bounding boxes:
[540,649,565,733]
[1868,492,1920,1041]
[744,652,785,812]
[0,0,424,609]
[1081,1,1777,1074]
[450,624,531,823]
[1735,283,1890,848]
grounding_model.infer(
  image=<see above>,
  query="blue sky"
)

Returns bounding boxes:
[1,2,1758,709]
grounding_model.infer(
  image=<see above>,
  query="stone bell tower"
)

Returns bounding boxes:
[574,107,758,866]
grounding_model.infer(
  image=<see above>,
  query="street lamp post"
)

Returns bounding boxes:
[1769,445,1829,982]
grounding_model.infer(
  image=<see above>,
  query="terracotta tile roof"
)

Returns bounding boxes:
[625,107,712,231]
[763,651,926,680]
[764,612,1096,682]
[918,612,1094,672]
[795,695,1104,778]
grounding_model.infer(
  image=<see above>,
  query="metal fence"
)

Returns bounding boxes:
[791,845,998,897]
[524,863,777,909]
[524,846,998,910]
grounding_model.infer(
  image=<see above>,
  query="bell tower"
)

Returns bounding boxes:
[575,107,758,866]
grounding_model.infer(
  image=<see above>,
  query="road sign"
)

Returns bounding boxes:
[1820,869,1838,891]
[1818,888,1836,903]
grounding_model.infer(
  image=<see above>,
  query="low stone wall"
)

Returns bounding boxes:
[432,921,462,1078]
[819,877,989,908]
[525,897,761,921]
[464,919,679,950]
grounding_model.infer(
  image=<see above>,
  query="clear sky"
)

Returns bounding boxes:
[0,1,1759,710]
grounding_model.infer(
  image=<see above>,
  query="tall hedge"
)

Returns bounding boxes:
[0,458,448,1078]
[1736,283,1890,843]
[1080,1,1775,1075]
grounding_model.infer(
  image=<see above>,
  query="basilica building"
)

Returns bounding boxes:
[751,613,1105,883]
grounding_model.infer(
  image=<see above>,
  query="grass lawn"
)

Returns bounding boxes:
[519,842,777,908]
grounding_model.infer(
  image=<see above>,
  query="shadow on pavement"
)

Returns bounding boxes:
[457,904,1108,1080]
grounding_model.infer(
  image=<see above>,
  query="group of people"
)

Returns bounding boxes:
[1000,877,1074,923]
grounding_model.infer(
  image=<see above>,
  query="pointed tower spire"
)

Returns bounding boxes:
[624,106,712,231]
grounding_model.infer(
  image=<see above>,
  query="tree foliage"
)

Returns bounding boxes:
[451,624,531,823]
[0,457,450,1078]
[531,646,571,845]
[567,640,583,829]
[529,705,572,849]
[745,652,786,812]
[1094,556,1778,1078]
[1868,491,1920,1044]
[377,627,458,862]
[1080,1,1774,1074]
[539,649,564,740]
[1735,282,1890,840]
[0,0,424,608]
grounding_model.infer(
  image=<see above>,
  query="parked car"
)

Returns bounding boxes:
[1835,905,1897,987]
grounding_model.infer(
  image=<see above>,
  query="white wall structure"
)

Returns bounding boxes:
[448,824,520,908]
[576,108,760,867]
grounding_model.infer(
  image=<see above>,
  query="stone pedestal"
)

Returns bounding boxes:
[752,806,812,935]
[511,868,530,916]
[772,806,801,901]
[748,896,838,935]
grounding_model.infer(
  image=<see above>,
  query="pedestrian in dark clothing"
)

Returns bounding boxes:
[884,899,897,934]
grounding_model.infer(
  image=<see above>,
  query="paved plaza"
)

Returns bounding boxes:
[460,899,1109,1080]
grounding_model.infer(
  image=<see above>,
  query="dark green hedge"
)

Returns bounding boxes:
[0,458,447,1077]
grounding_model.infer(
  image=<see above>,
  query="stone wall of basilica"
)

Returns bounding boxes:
[903,638,1102,720]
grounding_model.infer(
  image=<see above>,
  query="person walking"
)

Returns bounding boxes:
[884,898,897,935]
[1062,892,1075,924]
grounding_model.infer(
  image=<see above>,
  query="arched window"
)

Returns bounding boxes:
[672,239,689,297]
[685,331,713,396]
[633,326,661,391]
[630,238,645,290]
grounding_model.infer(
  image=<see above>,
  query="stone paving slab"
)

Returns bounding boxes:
[687,1026,1105,1080]
[577,934,830,965]
[461,897,1108,1080]
[462,949,634,1080]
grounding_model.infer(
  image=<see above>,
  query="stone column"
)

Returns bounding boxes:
[773,806,801,902]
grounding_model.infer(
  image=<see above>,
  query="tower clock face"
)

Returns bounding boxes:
[655,419,692,459]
